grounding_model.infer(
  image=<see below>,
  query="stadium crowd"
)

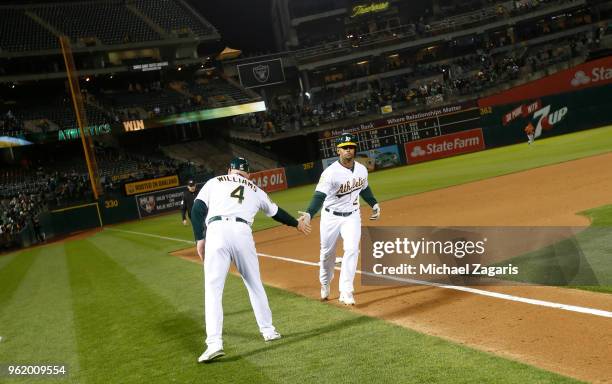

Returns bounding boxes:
[1,110,25,137]
[0,145,209,249]
[0,193,44,249]
[233,23,597,136]
[294,0,581,55]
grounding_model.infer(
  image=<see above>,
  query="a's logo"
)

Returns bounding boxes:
[345,136,351,142]
[253,64,270,83]
[570,71,590,87]
[411,146,426,158]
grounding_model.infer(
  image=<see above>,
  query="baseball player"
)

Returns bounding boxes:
[524,122,535,145]
[299,133,380,305]
[191,157,311,363]
[181,179,198,225]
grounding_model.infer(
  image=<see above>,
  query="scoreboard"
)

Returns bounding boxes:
[318,103,486,158]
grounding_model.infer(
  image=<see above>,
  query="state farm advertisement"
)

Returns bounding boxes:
[404,129,485,164]
[249,168,288,193]
[479,56,612,107]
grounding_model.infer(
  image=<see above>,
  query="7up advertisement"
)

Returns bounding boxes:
[481,83,612,148]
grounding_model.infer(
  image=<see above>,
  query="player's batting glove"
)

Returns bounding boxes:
[369,204,381,221]
[297,211,311,225]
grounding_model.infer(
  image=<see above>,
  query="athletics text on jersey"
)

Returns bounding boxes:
[316,161,369,212]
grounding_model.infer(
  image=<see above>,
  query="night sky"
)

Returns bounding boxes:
[188,0,276,55]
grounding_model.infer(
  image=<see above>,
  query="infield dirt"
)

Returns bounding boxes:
[174,152,612,383]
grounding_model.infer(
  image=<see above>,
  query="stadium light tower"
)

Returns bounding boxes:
[59,35,103,200]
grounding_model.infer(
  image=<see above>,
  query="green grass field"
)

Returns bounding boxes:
[1,126,612,383]
[488,204,612,292]
[497,204,612,293]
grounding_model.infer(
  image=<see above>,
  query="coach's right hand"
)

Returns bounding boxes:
[297,211,311,225]
[297,216,311,235]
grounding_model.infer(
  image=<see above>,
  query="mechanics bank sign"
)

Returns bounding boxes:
[404,129,485,164]
[479,56,612,107]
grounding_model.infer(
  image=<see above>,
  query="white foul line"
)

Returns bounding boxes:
[105,227,195,244]
[105,228,612,319]
[258,253,612,318]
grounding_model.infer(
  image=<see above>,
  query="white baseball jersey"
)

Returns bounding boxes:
[196,174,278,223]
[315,160,369,213]
[196,172,280,350]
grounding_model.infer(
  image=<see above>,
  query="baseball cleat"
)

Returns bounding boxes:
[320,284,330,300]
[339,291,355,306]
[335,257,343,265]
[263,331,282,342]
[198,347,225,363]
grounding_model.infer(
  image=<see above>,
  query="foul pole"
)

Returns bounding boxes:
[59,35,102,199]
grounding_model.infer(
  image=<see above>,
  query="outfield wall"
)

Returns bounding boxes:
[481,84,612,148]
[42,203,103,238]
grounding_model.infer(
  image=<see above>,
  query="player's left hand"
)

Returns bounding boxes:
[196,239,205,261]
[369,203,381,221]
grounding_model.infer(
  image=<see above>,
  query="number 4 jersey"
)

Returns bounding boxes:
[195,174,279,224]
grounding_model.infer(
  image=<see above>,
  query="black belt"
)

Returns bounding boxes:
[324,208,356,217]
[207,215,250,225]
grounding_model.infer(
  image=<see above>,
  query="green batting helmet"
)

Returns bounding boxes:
[336,133,357,148]
[229,157,250,172]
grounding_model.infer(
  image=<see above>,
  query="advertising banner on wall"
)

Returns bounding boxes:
[124,175,180,196]
[369,145,402,169]
[503,99,568,141]
[249,168,288,193]
[479,82,612,148]
[478,56,612,107]
[322,144,401,170]
[135,185,187,218]
[404,129,485,164]
[134,182,206,219]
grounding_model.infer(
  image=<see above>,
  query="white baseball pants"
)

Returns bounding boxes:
[319,209,361,294]
[203,220,276,350]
